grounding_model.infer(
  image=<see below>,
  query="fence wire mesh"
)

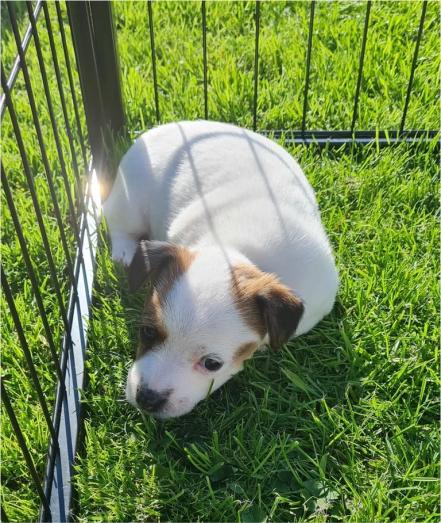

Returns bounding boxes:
[120,0,437,142]
[1,2,97,521]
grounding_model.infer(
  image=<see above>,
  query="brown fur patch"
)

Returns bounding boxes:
[127,240,196,294]
[233,342,258,365]
[137,290,168,358]
[154,245,196,303]
[231,263,304,349]
[136,245,195,358]
[231,264,277,338]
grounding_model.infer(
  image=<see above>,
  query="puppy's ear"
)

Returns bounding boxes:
[255,284,304,350]
[127,240,194,292]
[232,264,304,350]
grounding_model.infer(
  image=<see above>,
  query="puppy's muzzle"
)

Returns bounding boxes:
[135,385,169,413]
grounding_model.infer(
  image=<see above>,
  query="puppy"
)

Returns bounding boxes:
[103,121,338,418]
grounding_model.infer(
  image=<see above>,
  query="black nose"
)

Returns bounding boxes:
[135,386,167,412]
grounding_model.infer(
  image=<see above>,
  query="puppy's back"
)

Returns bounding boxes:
[106,121,338,332]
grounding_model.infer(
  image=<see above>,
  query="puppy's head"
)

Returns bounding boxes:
[125,241,304,418]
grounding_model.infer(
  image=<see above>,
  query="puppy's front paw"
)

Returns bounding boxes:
[111,235,138,267]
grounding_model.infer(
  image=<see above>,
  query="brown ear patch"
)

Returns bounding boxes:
[155,244,196,302]
[231,264,275,339]
[128,240,196,299]
[137,290,168,359]
[231,263,304,350]
[133,242,195,358]
[233,342,258,366]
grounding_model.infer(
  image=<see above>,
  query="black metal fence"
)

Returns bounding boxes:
[1,2,120,521]
[1,1,438,522]
[119,0,437,145]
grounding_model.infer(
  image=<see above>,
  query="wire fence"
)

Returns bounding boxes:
[1,2,101,521]
[1,0,438,522]
[122,0,438,144]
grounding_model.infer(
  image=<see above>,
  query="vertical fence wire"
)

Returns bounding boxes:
[351,0,371,132]
[0,102,71,349]
[6,5,79,311]
[20,10,90,380]
[23,2,91,295]
[2,270,62,522]
[54,1,88,169]
[9,5,76,285]
[253,1,260,132]
[301,0,316,133]
[41,2,94,271]
[1,67,70,378]
[201,0,208,120]
[43,11,92,305]
[2,269,60,447]
[147,0,160,123]
[10,3,79,239]
[2,269,64,509]
[6,2,82,262]
[1,379,52,518]
[42,2,81,193]
[400,0,428,133]
[1,1,99,521]
[1,162,64,385]
[0,1,43,119]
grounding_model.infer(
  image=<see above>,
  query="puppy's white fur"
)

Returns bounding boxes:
[104,121,338,418]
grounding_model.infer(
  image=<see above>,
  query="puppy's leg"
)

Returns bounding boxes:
[110,232,138,267]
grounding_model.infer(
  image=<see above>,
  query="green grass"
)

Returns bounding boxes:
[1,1,439,522]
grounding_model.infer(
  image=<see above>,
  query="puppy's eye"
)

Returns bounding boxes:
[200,356,223,372]
[139,325,157,343]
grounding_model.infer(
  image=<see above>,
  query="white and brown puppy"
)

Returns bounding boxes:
[103,121,338,418]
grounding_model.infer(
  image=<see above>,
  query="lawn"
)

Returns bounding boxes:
[1,1,439,522]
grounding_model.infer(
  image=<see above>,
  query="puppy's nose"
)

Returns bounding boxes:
[135,385,167,412]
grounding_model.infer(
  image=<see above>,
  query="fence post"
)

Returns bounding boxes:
[67,0,124,191]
